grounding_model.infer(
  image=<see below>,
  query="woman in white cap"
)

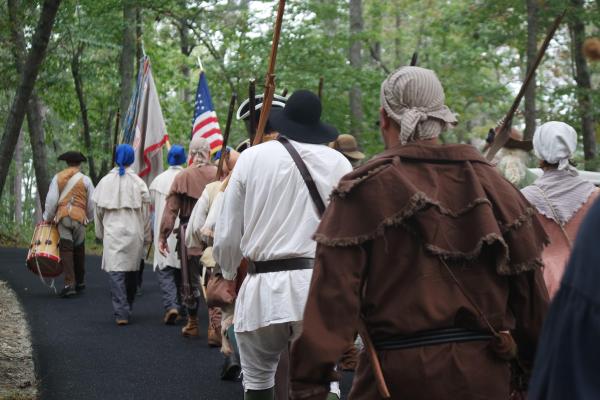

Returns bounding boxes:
[522,121,599,298]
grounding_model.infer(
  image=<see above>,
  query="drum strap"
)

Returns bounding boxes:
[59,172,84,203]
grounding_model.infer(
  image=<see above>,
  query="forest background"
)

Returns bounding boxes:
[0,0,599,244]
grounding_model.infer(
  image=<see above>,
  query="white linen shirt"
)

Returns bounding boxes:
[213,139,352,332]
[149,166,183,270]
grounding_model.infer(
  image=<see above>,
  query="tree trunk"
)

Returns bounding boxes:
[395,3,402,66]
[71,43,99,183]
[179,21,192,103]
[119,0,137,121]
[0,0,61,200]
[524,0,538,140]
[569,0,596,160]
[349,0,364,137]
[7,0,52,206]
[14,131,23,224]
[27,95,51,207]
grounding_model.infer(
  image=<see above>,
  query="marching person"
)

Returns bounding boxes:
[329,134,365,167]
[486,126,538,189]
[159,135,218,341]
[149,145,187,324]
[43,151,94,298]
[528,197,600,399]
[93,144,151,326]
[290,67,550,400]
[186,146,241,380]
[521,121,599,298]
[213,90,352,400]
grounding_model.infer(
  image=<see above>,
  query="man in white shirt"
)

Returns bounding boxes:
[149,145,186,324]
[43,151,95,298]
[213,90,352,400]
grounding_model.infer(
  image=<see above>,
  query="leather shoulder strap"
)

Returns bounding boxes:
[59,172,84,203]
[278,136,326,217]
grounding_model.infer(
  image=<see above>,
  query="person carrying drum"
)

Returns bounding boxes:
[43,151,95,298]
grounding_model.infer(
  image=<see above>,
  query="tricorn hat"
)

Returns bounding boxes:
[236,94,288,121]
[268,90,339,144]
[57,151,87,163]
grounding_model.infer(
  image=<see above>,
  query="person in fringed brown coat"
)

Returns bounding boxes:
[158,135,219,343]
[290,67,550,400]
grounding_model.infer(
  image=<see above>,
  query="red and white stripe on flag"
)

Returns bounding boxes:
[193,110,223,154]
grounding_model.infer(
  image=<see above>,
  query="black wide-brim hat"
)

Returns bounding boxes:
[269,90,338,144]
[58,151,87,163]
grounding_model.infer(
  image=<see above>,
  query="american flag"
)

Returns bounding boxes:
[191,71,223,155]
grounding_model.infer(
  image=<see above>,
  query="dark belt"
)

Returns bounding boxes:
[248,258,314,274]
[374,328,494,351]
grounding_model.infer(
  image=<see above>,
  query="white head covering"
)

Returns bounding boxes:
[533,121,577,171]
[189,135,211,167]
[380,66,457,144]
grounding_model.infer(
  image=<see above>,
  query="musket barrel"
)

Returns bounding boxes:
[486,9,567,161]
[253,0,286,146]
[216,93,237,180]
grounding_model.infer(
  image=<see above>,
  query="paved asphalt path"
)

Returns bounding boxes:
[0,248,353,400]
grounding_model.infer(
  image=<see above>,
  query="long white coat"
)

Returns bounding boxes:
[93,168,151,272]
[149,166,183,270]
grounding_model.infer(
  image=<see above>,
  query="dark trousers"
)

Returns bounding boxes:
[108,271,138,320]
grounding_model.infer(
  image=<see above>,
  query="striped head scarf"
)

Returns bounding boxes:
[381,67,457,144]
[189,135,210,167]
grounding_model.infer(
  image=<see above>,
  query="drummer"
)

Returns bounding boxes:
[43,151,95,298]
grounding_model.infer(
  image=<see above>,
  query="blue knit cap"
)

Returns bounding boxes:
[167,145,187,166]
[115,144,135,176]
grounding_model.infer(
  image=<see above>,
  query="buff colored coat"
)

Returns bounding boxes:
[93,168,152,272]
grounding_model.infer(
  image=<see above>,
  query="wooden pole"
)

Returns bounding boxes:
[252,0,286,146]
[216,93,237,180]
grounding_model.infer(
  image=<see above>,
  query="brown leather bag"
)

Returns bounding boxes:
[206,274,237,308]
[206,257,249,308]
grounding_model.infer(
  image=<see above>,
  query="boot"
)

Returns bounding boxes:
[163,308,179,325]
[208,324,222,347]
[220,352,241,381]
[244,388,274,400]
[59,239,75,292]
[59,285,76,298]
[181,316,199,337]
[73,243,86,292]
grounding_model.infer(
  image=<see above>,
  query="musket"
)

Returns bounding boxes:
[486,9,567,161]
[410,52,418,66]
[216,93,237,180]
[318,77,324,100]
[178,224,195,308]
[248,79,257,139]
[252,0,286,146]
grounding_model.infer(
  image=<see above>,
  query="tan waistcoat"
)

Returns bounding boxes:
[56,167,88,224]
